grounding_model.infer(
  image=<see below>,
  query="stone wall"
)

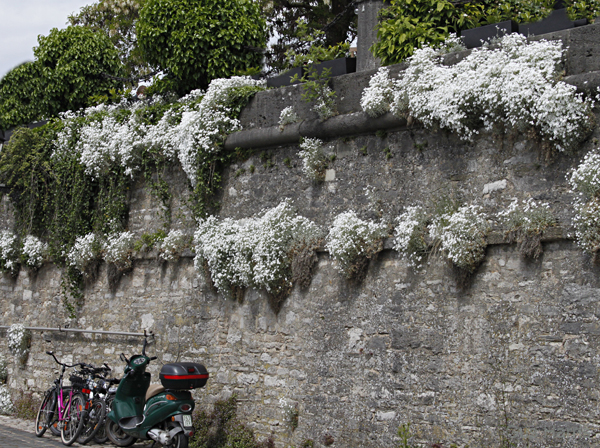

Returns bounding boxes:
[2,24,600,448]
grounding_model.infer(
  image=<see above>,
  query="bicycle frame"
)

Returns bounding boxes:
[45,352,83,433]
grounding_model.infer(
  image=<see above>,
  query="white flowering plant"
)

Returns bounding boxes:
[20,235,48,270]
[103,231,136,271]
[194,200,321,302]
[431,205,490,274]
[54,76,265,188]
[498,198,556,258]
[158,230,189,261]
[394,206,430,268]
[279,106,299,128]
[66,233,102,277]
[279,397,299,430]
[7,324,30,364]
[569,150,600,259]
[326,211,388,279]
[573,198,600,258]
[569,150,600,198]
[363,34,595,152]
[0,230,19,274]
[299,138,327,181]
[0,354,7,383]
[360,67,396,118]
[0,385,13,415]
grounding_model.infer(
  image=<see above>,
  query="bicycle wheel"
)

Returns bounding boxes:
[92,394,113,444]
[77,398,106,445]
[35,389,57,437]
[61,393,86,446]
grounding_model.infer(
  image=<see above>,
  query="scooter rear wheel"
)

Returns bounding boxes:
[106,419,137,447]
[165,424,189,448]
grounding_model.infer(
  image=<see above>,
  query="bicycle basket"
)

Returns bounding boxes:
[69,374,85,389]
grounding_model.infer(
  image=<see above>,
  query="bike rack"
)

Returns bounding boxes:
[0,326,153,338]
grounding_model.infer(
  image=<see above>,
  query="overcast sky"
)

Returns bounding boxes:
[0,0,93,78]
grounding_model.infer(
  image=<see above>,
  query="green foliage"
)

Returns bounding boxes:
[0,63,43,130]
[34,26,124,122]
[135,230,167,251]
[138,0,266,95]
[260,0,357,74]
[373,0,485,65]
[0,26,123,130]
[285,20,351,69]
[190,395,263,448]
[292,66,337,120]
[12,391,39,420]
[372,0,600,66]
[68,0,152,80]
[566,0,600,22]
[397,423,417,448]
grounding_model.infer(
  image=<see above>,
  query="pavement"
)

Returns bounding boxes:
[0,415,153,447]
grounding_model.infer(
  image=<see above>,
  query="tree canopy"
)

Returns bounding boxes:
[68,0,152,80]
[260,0,357,73]
[137,0,266,94]
[0,26,123,130]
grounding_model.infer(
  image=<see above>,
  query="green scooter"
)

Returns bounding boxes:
[106,336,209,447]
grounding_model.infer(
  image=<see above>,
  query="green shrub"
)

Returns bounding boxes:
[190,395,264,448]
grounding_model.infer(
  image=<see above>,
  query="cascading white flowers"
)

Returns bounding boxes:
[326,211,388,277]
[54,76,265,186]
[394,206,429,268]
[361,34,594,151]
[569,149,600,256]
[21,235,48,269]
[67,233,101,275]
[194,199,321,295]
[103,231,136,270]
[7,323,30,363]
[159,230,188,261]
[0,230,19,273]
[430,205,490,272]
[298,137,327,181]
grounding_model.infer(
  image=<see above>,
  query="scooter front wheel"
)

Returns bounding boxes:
[106,419,137,447]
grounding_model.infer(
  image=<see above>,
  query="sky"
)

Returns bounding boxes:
[0,0,93,78]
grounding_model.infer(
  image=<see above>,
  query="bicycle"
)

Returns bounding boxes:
[34,351,87,446]
[77,363,111,445]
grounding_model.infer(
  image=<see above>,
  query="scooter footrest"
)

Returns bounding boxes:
[119,415,144,430]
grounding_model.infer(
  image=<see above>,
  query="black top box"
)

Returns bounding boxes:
[159,362,209,390]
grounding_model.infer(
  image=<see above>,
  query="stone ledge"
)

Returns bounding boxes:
[224,112,406,150]
[132,226,569,260]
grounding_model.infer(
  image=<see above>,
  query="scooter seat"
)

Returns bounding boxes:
[119,415,144,430]
[145,384,166,402]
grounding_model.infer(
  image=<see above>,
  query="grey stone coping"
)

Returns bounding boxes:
[224,112,407,150]
[226,22,600,151]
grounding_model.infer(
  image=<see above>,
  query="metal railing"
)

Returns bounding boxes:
[0,326,152,338]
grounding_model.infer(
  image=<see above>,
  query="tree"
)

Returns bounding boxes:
[372,0,485,66]
[0,26,123,130]
[0,62,43,130]
[137,0,266,95]
[260,0,358,73]
[34,26,124,119]
[68,0,152,80]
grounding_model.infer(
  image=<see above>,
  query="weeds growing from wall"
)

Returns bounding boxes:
[190,395,273,448]
[499,198,556,259]
[12,391,38,420]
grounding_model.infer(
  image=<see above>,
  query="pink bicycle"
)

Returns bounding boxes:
[35,351,87,446]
